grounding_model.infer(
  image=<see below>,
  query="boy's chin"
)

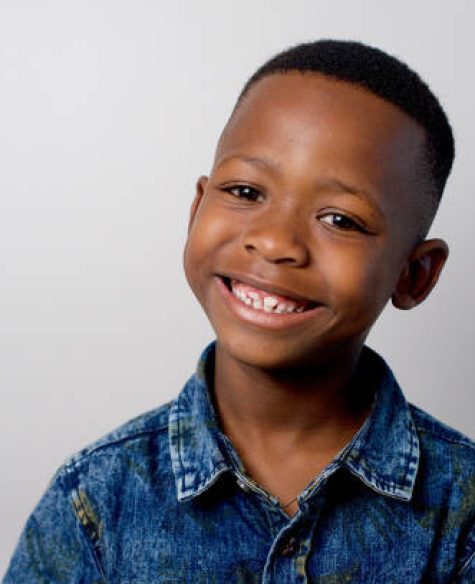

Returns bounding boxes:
[213,325,370,374]
[216,336,335,373]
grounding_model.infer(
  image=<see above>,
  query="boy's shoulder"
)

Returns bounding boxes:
[58,400,173,480]
[410,403,474,451]
[408,403,475,484]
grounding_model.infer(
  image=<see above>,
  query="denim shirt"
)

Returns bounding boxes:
[4,343,475,583]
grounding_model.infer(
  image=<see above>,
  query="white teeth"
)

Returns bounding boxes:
[231,282,307,314]
[263,296,279,309]
[252,298,262,310]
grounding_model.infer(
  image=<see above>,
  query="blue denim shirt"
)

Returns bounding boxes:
[4,343,475,583]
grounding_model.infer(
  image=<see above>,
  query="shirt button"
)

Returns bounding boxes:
[280,536,298,556]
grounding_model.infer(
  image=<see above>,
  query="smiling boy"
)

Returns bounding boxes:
[4,40,475,583]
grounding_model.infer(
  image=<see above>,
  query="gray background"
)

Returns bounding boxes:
[1,0,474,571]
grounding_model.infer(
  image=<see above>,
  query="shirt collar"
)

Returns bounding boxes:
[169,343,420,503]
[169,343,232,502]
[328,347,419,502]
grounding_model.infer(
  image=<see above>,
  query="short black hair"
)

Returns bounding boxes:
[236,40,455,235]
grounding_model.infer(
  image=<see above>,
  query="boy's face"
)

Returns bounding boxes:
[184,73,447,370]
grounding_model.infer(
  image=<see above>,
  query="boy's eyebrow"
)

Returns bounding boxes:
[317,178,384,217]
[216,154,278,173]
[215,154,385,218]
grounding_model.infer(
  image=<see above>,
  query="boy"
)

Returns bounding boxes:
[4,40,474,583]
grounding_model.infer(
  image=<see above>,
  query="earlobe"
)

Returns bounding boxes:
[187,176,208,233]
[392,238,449,310]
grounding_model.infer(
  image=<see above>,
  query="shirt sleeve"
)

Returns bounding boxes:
[2,470,105,584]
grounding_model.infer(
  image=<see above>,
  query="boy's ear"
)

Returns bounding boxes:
[391,238,449,310]
[187,176,208,233]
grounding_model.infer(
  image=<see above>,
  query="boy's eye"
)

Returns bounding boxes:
[318,212,364,232]
[222,185,262,202]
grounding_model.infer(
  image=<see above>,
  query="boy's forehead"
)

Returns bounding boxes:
[217,72,425,164]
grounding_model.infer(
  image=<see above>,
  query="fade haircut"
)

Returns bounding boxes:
[234,40,455,237]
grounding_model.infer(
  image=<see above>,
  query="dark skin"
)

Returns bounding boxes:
[183,73,448,516]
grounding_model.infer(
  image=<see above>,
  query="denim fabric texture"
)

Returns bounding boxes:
[4,342,475,583]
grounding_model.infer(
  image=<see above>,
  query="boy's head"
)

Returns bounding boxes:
[184,40,453,370]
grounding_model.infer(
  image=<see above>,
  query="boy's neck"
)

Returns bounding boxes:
[213,344,373,443]
[212,343,375,514]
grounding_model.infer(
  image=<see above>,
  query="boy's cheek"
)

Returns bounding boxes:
[324,260,395,322]
[185,214,240,271]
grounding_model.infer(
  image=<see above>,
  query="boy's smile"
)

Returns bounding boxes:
[184,73,446,370]
[215,274,326,330]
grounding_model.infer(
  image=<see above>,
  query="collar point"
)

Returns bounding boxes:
[175,465,230,503]
[344,461,416,502]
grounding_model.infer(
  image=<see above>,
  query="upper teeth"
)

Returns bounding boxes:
[231,282,305,314]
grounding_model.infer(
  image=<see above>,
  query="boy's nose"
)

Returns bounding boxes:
[241,214,310,267]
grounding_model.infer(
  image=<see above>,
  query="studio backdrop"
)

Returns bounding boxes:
[1,0,474,572]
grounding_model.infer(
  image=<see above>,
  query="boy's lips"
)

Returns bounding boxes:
[215,275,324,330]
